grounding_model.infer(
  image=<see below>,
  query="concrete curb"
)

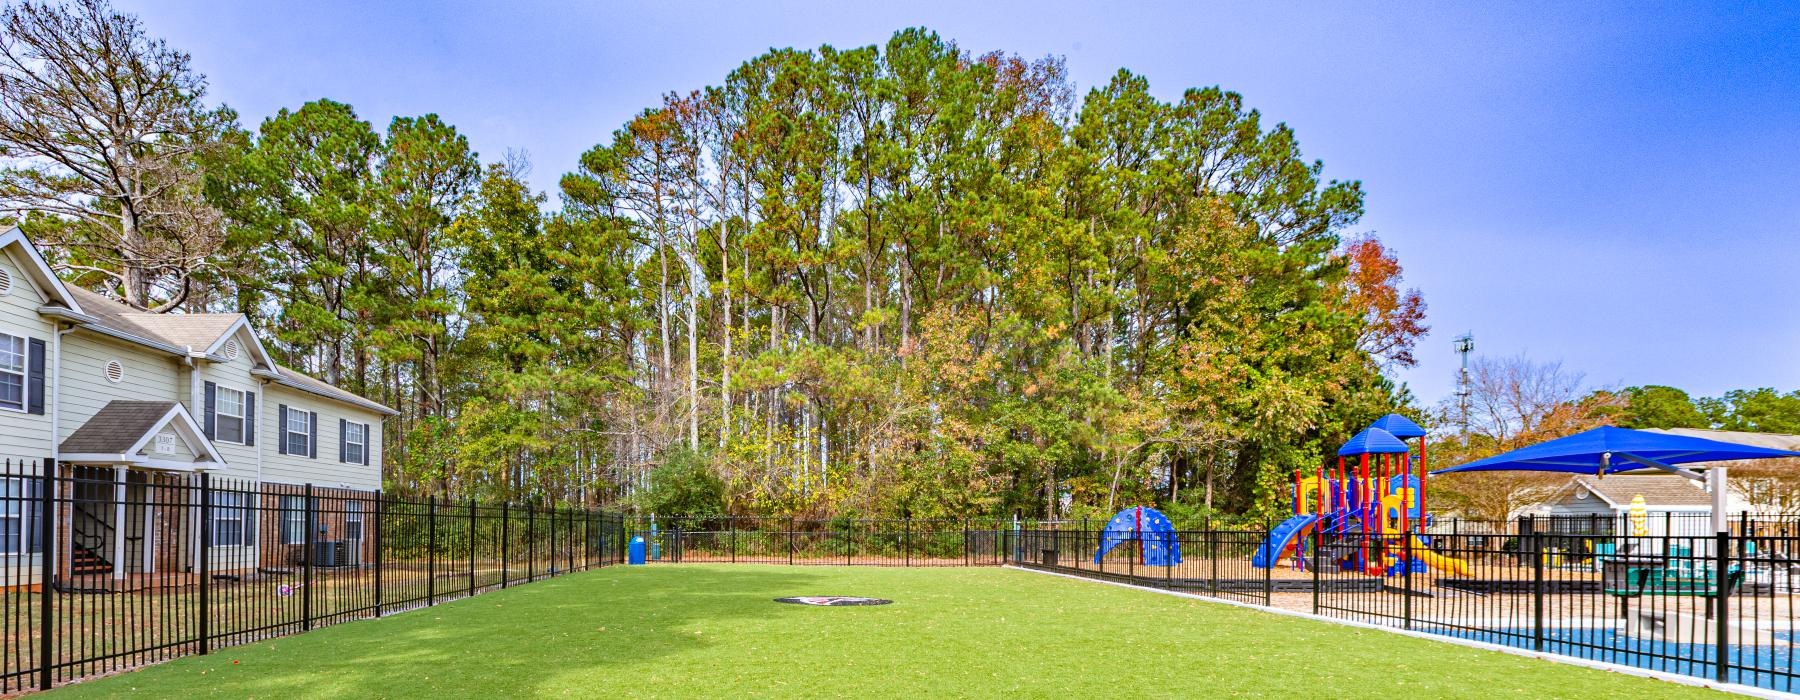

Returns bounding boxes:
[1007,564,1790,699]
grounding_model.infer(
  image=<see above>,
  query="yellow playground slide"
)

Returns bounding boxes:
[1407,536,1468,576]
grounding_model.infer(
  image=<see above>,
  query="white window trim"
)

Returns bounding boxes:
[344,422,367,464]
[0,333,25,414]
[285,409,312,457]
[280,495,306,545]
[209,491,251,548]
[215,384,250,445]
[0,477,35,555]
[344,500,364,541]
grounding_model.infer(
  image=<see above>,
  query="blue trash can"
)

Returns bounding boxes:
[629,536,647,565]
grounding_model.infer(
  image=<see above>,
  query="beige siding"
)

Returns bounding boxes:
[259,383,382,490]
[0,248,53,461]
[59,332,181,449]
[194,327,262,480]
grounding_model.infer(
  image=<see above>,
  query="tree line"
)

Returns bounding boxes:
[0,1,1430,518]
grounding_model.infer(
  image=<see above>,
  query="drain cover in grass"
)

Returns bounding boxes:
[775,596,892,606]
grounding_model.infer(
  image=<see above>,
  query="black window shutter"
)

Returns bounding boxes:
[308,411,318,458]
[276,404,289,455]
[243,392,256,447]
[362,423,371,466]
[338,418,348,463]
[203,381,217,439]
[25,338,44,415]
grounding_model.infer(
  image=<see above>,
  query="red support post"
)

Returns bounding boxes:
[1358,453,1370,570]
[1400,452,1411,535]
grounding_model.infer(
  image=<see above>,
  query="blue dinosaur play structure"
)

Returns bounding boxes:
[1092,506,1181,566]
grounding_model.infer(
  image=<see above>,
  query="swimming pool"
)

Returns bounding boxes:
[1424,625,1798,692]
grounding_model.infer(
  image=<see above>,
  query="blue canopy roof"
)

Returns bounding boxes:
[1431,426,1800,475]
[1370,413,1427,439]
[1338,427,1410,456]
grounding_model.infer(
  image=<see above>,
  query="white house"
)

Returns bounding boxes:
[0,227,394,585]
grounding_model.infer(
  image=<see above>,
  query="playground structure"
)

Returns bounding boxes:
[1092,506,1182,566]
[1254,414,1468,577]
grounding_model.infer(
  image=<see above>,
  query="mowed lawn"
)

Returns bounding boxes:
[50,565,1720,699]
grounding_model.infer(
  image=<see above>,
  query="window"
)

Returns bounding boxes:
[216,387,246,444]
[209,491,254,547]
[285,409,312,456]
[344,500,363,541]
[0,478,40,555]
[280,496,306,545]
[343,422,367,464]
[0,333,23,411]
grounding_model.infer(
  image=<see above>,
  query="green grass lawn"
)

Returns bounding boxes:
[49,565,1720,699]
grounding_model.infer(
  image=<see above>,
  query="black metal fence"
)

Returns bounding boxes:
[629,516,1017,567]
[1011,513,1800,693]
[0,458,626,693]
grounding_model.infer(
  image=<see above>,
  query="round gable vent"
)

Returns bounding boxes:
[222,338,241,361]
[103,359,125,383]
[1574,487,1589,500]
[0,267,12,295]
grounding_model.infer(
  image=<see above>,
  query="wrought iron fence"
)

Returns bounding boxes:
[0,458,627,693]
[629,516,1019,567]
[1009,514,1800,693]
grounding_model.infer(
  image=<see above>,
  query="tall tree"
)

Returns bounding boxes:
[0,0,231,309]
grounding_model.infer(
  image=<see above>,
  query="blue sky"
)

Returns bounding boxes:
[118,1,1800,407]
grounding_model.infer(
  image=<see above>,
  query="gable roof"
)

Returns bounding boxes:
[4,231,392,418]
[256,364,398,416]
[1565,475,1712,508]
[59,400,224,469]
[0,227,82,314]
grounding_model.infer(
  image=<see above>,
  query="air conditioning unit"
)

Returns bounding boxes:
[312,540,348,567]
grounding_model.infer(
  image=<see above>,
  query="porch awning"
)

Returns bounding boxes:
[59,400,226,471]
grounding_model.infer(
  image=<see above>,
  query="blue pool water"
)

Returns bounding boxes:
[1424,626,1798,692]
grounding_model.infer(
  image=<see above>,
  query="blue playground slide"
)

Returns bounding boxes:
[1252,514,1320,569]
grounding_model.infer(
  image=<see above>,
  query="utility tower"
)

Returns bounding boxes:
[1453,333,1475,445]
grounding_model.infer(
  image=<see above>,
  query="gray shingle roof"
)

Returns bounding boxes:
[62,286,241,352]
[1571,475,1712,507]
[57,286,395,416]
[59,401,180,454]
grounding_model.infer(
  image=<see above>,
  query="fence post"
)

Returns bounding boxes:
[373,491,384,617]
[468,498,477,597]
[526,502,535,581]
[904,517,912,567]
[1262,517,1273,606]
[198,472,211,655]
[500,502,508,589]
[303,483,315,630]
[1532,529,1545,652]
[1311,529,1321,614]
[1716,530,1730,683]
[427,494,437,606]
[38,458,54,691]
[964,519,971,567]
[844,522,852,565]
[1402,533,1413,630]
[1208,517,1218,596]
[788,517,795,566]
